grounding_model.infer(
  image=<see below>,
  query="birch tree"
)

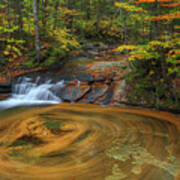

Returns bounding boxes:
[33,0,40,60]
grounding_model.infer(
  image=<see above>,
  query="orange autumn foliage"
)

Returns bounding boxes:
[160,2,180,6]
[151,12,180,21]
[136,0,174,4]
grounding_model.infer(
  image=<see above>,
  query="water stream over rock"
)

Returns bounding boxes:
[0,77,65,110]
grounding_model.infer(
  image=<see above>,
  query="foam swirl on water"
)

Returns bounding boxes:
[0,103,179,180]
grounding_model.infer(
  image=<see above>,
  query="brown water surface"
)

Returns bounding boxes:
[0,103,180,180]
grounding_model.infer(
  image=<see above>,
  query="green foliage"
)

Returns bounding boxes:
[40,28,80,66]
[49,28,81,51]
[116,36,180,107]
[74,19,122,42]
[115,2,146,13]
[42,48,66,66]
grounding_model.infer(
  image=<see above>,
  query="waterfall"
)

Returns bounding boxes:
[0,76,65,110]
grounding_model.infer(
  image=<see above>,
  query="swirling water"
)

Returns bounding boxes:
[0,103,179,180]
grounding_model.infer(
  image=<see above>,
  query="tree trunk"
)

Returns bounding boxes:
[33,0,40,60]
[53,0,59,30]
[149,21,153,41]
[85,0,90,20]
[6,0,11,39]
[123,11,127,44]
[42,0,48,27]
[67,0,74,32]
[16,0,23,39]
[170,19,175,38]
[173,74,178,105]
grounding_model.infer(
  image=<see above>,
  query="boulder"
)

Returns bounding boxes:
[112,80,128,103]
[0,82,11,88]
[76,73,94,82]
[83,43,94,50]
[98,42,108,50]
[87,50,99,56]
[80,83,109,103]
[59,83,90,102]
[97,85,114,105]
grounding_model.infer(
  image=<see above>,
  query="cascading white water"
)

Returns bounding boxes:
[0,77,65,110]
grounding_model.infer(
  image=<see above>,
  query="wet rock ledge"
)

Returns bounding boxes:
[11,54,129,106]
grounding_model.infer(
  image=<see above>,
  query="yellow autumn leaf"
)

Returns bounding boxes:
[4,50,9,55]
